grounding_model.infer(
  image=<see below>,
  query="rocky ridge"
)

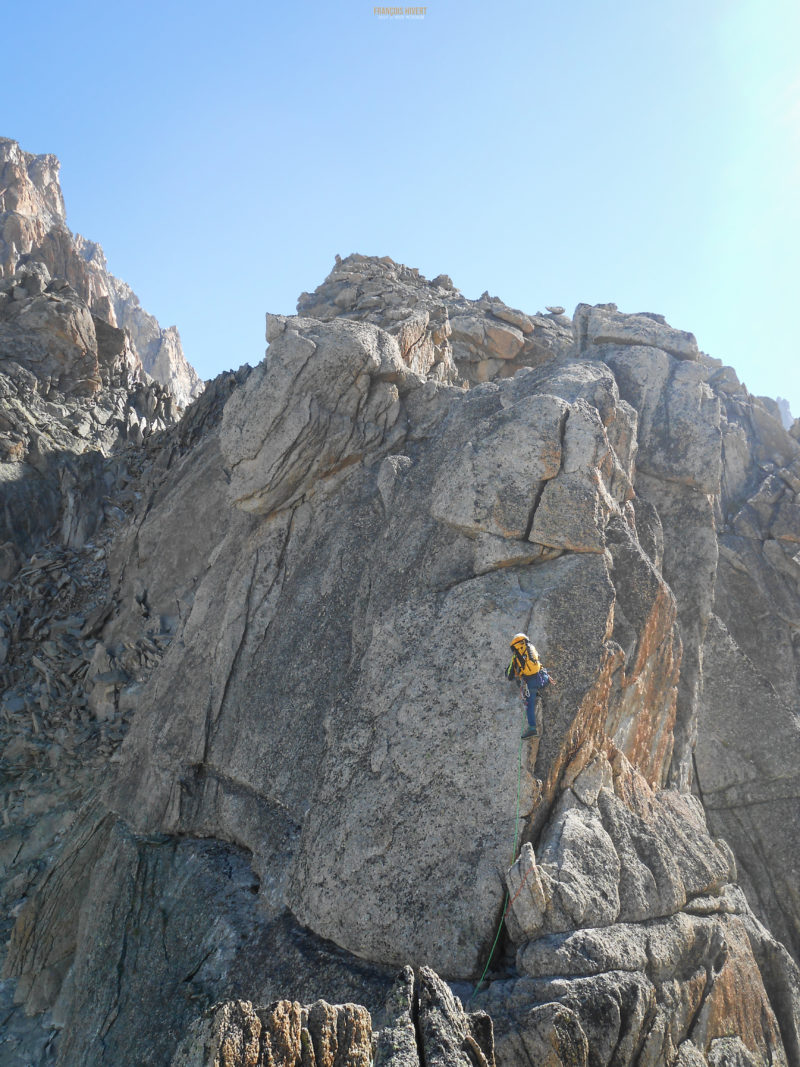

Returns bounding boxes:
[0,137,203,406]
[1,254,800,1067]
[295,253,574,385]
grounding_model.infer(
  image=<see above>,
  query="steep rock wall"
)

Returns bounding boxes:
[3,257,800,1066]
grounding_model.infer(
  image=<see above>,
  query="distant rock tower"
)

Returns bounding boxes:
[0,137,204,406]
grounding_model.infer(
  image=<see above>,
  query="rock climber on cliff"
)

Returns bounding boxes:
[506,633,552,739]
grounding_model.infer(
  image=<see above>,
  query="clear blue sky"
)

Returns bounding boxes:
[5,0,799,416]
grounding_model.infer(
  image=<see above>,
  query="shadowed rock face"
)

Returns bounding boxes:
[0,266,179,559]
[2,255,800,1067]
[0,137,203,406]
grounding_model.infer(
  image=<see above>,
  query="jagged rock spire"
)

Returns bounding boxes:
[0,137,203,406]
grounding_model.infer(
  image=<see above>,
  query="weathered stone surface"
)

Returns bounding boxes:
[7,812,395,1066]
[417,966,495,1067]
[172,966,494,1067]
[484,971,657,1067]
[0,137,202,404]
[740,909,800,1065]
[602,346,721,493]
[482,301,533,334]
[522,314,574,368]
[93,349,666,979]
[3,261,800,1067]
[373,967,420,1067]
[431,392,566,539]
[222,317,411,515]
[504,844,548,945]
[536,792,621,932]
[172,997,373,1067]
[584,331,724,790]
[492,1002,588,1067]
[4,805,116,1016]
[296,256,459,382]
[597,781,731,924]
[0,539,20,580]
[506,754,732,943]
[486,906,793,1067]
[707,1038,761,1067]
[451,314,525,362]
[674,1041,709,1067]
[0,273,102,394]
[295,254,573,386]
[0,270,181,559]
[575,302,699,360]
[516,921,649,979]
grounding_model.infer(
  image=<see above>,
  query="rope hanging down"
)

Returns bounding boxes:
[469,707,527,1003]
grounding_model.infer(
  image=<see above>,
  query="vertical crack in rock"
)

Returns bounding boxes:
[99,846,144,1047]
[523,398,566,544]
[411,969,428,1067]
[200,547,262,766]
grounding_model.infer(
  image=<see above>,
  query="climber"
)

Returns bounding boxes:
[506,633,552,739]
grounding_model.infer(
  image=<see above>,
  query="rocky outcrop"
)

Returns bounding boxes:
[776,397,793,431]
[173,998,375,1067]
[0,137,203,405]
[0,264,109,395]
[171,967,494,1067]
[0,265,177,559]
[2,256,799,1066]
[296,254,574,384]
[73,235,203,405]
[494,755,800,1067]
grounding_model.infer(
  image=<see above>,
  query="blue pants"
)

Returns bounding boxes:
[524,684,538,731]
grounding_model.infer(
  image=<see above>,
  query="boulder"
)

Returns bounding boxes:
[574,302,699,360]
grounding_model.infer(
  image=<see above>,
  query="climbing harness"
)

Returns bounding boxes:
[469,705,527,1003]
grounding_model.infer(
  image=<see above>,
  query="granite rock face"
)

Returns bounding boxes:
[171,967,494,1067]
[2,256,800,1067]
[0,137,203,405]
[296,254,574,385]
[0,260,157,401]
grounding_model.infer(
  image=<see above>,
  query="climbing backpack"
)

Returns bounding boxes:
[508,639,542,679]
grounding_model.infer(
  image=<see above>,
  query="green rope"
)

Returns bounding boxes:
[469,706,526,1003]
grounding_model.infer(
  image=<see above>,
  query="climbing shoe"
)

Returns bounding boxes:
[521,727,539,740]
